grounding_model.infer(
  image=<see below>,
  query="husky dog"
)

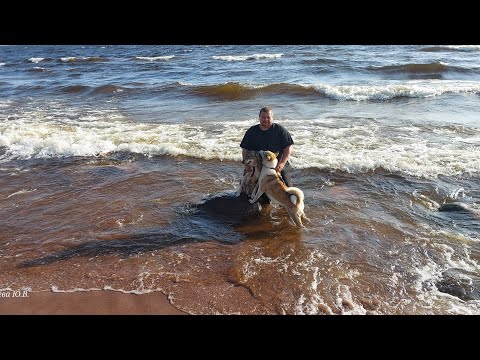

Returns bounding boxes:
[236,150,262,198]
[250,150,308,227]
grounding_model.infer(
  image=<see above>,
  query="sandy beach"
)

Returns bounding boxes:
[0,290,187,315]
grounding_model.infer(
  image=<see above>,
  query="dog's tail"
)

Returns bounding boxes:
[287,187,304,205]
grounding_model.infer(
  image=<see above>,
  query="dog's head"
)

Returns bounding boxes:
[261,150,278,167]
[263,150,277,161]
[258,150,279,159]
[242,150,262,167]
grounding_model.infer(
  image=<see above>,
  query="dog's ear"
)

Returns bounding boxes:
[274,151,279,157]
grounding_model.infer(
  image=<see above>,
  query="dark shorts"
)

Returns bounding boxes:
[281,168,293,187]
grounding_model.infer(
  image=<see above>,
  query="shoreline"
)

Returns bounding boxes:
[0,290,187,315]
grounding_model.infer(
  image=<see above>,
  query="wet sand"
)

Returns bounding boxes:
[0,290,187,315]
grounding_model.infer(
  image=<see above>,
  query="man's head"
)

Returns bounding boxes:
[258,106,273,130]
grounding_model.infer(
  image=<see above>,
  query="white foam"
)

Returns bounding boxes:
[294,293,334,315]
[51,285,161,295]
[5,188,36,199]
[433,243,480,272]
[60,57,76,62]
[289,118,480,178]
[409,238,480,314]
[420,226,479,244]
[1,105,479,178]
[116,214,144,228]
[212,53,283,61]
[0,100,12,108]
[51,286,101,293]
[135,55,175,61]
[314,80,480,101]
[334,285,368,315]
[0,286,31,292]
[28,57,44,63]
[445,45,480,50]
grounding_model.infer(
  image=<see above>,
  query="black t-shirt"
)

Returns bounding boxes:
[240,123,294,159]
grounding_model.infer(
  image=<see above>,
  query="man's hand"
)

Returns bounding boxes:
[276,145,292,174]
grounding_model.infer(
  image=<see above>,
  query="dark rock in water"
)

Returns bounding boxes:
[194,192,261,225]
[438,203,471,213]
[436,268,480,301]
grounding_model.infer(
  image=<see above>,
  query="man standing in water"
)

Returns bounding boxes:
[240,106,294,203]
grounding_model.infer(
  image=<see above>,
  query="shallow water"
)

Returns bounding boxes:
[1,154,478,314]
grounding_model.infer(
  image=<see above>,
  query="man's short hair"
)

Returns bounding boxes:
[259,106,273,117]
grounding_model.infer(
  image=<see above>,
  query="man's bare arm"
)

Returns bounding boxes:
[276,145,292,172]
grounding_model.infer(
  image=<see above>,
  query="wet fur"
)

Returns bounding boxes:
[236,150,262,197]
[249,150,309,227]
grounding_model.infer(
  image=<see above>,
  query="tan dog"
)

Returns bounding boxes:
[249,150,309,227]
[236,150,262,197]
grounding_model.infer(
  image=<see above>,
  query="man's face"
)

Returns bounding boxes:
[259,110,273,129]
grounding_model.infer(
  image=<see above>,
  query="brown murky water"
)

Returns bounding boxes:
[1,153,479,314]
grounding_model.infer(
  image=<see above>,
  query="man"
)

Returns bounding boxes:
[240,106,294,202]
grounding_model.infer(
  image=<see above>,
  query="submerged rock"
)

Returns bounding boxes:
[436,268,480,301]
[194,192,261,224]
[438,203,472,213]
